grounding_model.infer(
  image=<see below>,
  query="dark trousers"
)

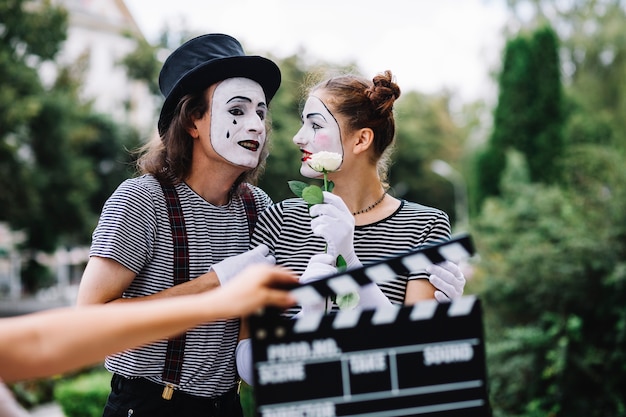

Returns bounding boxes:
[102,374,243,417]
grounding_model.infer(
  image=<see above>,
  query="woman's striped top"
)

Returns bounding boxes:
[251,197,451,307]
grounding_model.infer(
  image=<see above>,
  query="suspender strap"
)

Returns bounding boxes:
[158,181,256,389]
[238,183,258,239]
[159,181,189,386]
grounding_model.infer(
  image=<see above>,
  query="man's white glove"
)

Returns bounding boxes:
[297,253,336,316]
[236,338,254,385]
[426,260,466,302]
[310,192,361,269]
[210,244,275,286]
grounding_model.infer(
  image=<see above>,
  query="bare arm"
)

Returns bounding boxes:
[76,256,220,305]
[0,265,297,383]
[404,279,436,305]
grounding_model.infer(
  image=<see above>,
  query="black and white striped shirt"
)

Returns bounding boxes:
[251,197,451,306]
[89,174,272,397]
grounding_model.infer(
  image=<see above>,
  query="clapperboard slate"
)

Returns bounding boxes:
[249,234,490,417]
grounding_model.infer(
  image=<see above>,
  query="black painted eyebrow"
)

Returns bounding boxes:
[226,96,267,108]
[226,96,252,103]
[305,112,328,122]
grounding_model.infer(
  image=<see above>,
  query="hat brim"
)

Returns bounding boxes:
[158,55,281,135]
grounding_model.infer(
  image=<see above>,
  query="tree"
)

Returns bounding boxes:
[504,0,626,147]
[0,0,141,291]
[467,3,626,415]
[0,0,67,224]
[390,91,466,225]
[17,89,139,250]
[472,148,626,416]
[474,25,564,209]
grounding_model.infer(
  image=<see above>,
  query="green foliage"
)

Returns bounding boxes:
[287,180,309,198]
[7,91,140,253]
[504,0,626,146]
[471,146,506,213]
[472,4,626,415]
[21,258,55,294]
[258,54,314,201]
[475,25,564,208]
[54,370,110,417]
[240,382,255,417]
[0,0,141,267]
[523,26,564,182]
[389,91,465,221]
[0,0,67,137]
[473,149,626,416]
[8,378,56,410]
[0,0,67,224]
[119,34,162,96]
[301,185,324,205]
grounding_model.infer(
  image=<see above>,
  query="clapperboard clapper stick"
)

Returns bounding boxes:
[249,233,492,417]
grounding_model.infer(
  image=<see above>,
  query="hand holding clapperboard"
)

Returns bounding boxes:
[248,234,492,417]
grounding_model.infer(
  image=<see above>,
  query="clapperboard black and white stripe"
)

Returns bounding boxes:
[249,234,492,417]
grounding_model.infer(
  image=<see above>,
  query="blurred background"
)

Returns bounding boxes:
[1,0,625,416]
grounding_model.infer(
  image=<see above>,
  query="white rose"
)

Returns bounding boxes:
[307,151,343,173]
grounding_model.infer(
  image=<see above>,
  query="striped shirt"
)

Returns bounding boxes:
[251,197,451,306]
[89,174,272,397]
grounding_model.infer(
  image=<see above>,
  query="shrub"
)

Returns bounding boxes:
[54,370,110,417]
[240,381,255,417]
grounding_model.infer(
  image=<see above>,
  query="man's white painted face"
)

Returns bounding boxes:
[292,94,343,178]
[210,77,267,168]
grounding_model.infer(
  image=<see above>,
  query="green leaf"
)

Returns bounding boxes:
[326,180,335,193]
[336,292,360,310]
[336,255,347,271]
[288,180,309,198]
[302,185,324,205]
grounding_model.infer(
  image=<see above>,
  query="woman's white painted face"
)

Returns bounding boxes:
[210,77,267,169]
[292,94,343,178]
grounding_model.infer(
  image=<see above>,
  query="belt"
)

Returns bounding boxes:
[113,374,239,407]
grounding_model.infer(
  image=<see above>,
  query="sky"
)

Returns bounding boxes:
[124,0,510,105]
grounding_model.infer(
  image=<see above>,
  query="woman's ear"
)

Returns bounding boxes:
[353,128,374,155]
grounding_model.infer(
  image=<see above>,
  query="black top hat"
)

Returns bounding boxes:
[157,33,281,135]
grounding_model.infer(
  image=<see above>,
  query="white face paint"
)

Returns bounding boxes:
[210,78,267,169]
[292,95,343,178]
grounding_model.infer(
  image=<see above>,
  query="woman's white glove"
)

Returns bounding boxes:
[211,244,275,286]
[297,253,337,315]
[236,338,254,385]
[358,283,392,309]
[310,192,361,269]
[426,260,466,302]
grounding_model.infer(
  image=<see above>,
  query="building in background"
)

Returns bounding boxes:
[43,0,159,135]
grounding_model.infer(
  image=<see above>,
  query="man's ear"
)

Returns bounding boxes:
[187,123,199,139]
[353,128,374,155]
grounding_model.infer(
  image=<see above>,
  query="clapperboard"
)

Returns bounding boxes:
[249,234,491,417]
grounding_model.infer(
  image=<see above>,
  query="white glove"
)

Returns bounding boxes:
[309,192,361,269]
[236,338,254,385]
[427,260,466,302]
[211,244,275,286]
[358,283,392,309]
[297,253,336,315]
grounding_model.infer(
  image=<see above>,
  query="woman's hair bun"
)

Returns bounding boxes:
[367,70,401,116]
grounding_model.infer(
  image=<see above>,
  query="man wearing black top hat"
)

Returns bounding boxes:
[77,33,282,417]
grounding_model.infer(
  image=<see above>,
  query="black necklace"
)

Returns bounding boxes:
[352,191,386,216]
